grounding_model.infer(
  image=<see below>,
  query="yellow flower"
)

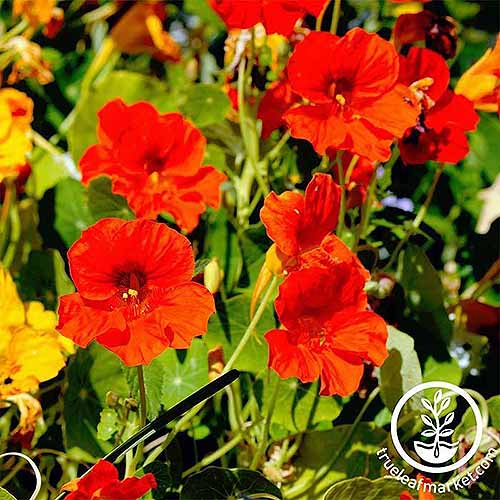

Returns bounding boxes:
[456,36,500,113]
[0,88,33,181]
[110,1,181,62]
[0,266,73,400]
[13,0,55,27]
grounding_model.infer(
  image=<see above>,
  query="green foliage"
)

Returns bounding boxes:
[182,84,231,128]
[87,176,135,221]
[180,467,283,499]
[126,339,209,419]
[379,326,422,412]
[0,488,17,500]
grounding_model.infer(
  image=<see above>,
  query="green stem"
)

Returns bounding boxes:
[127,366,147,476]
[336,152,346,237]
[224,275,278,372]
[0,19,28,44]
[384,163,445,270]
[266,131,291,161]
[344,154,359,185]
[315,0,329,30]
[330,0,342,34]
[354,168,377,251]
[250,377,280,469]
[287,387,380,499]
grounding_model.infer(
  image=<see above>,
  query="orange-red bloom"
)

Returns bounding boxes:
[398,47,479,165]
[258,76,299,138]
[210,0,326,36]
[260,173,368,277]
[265,264,388,396]
[394,11,458,59]
[456,35,500,114]
[62,460,156,499]
[400,474,435,500]
[57,218,215,366]
[284,29,418,161]
[80,99,226,232]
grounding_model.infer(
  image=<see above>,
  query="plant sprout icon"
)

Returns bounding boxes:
[414,389,460,464]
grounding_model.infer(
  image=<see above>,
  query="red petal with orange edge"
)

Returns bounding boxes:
[318,349,364,396]
[265,329,321,383]
[260,190,304,256]
[57,293,126,347]
[99,474,157,500]
[327,310,388,366]
[156,282,215,349]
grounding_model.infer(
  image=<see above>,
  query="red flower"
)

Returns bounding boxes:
[283,29,419,161]
[257,76,300,138]
[210,0,326,36]
[265,265,388,396]
[394,11,458,59]
[260,173,368,277]
[331,152,376,208]
[57,218,215,366]
[62,460,156,499]
[80,99,226,232]
[398,47,479,165]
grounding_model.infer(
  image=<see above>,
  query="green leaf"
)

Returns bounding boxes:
[126,339,209,419]
[423,356,462,385]
[144,461,181,499]
[68,70,177,165]
[205,294,276,373]
[18,249,74,310]
[180,467,283,499]
[286,423,387,499]
[25,148,74,200]
[379,326,422,412]
[184,0,225,30]
[64,343,128,456]
[0,487,17,500]
[87,176,135,220]
[181,84,231,128]
[54,178,94,246]
[263,373,341,435]
[400,244,452,344]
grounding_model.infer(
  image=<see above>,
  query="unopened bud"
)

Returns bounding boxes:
[208,345,225,381]
[204,258,224,294]
[106,391,119,407]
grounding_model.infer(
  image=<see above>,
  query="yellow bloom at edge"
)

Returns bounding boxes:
[13,0,55,27]
[455,35,500,113]
[0,88,33,181]
[0,267,73,399]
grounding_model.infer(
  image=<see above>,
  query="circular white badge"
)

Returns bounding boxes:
[390,381,483,473]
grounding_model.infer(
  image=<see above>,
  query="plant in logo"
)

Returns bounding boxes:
[414,389,460,464]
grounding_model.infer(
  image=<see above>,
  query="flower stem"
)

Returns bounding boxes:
[330,0,342,35]
[353,168,376,251]
[336,152,346,237]
[127,366,147,476]
[224,275,278,372]
[287,387,380,499]
[384,163,445,270]
[250,377,281,469]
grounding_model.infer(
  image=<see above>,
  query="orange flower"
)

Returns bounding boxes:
[57,218,216,366]
[80,99,226,232]
[283,29,419,161]
[456,36,500,113]
[400,474,435,500]
[111,1,181,62]
[0,88,33,181]
[12,0,63,36]
[62,460,156,500]
[265,264,388,396]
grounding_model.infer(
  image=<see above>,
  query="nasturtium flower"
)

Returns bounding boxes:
[265,264,388,396]
[62,460,157,500]
[456,36,500,114]
[111,1,181,62]
[80,99,226,232]
[209,0,326,36]
[398,47,479,165]
[0,88,33,181]
[393,10,458,59]
[283,29,419,162]
[0,267,72,400]
[260,173,368,277]
[57,218,215,366]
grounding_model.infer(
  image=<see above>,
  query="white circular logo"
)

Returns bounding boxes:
[390,381,483,473]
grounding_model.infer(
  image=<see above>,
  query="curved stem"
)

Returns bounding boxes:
[384,163,445,270]
[224,275,278,372]
[336,152,346,237]
[330,0,342,34]
[287,387,380,499]
[127,366,147,476]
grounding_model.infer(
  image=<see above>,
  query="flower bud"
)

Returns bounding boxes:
[204,258,224,294]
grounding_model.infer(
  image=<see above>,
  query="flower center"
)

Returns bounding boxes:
[328,79,351,106]
[410,77,435,110]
